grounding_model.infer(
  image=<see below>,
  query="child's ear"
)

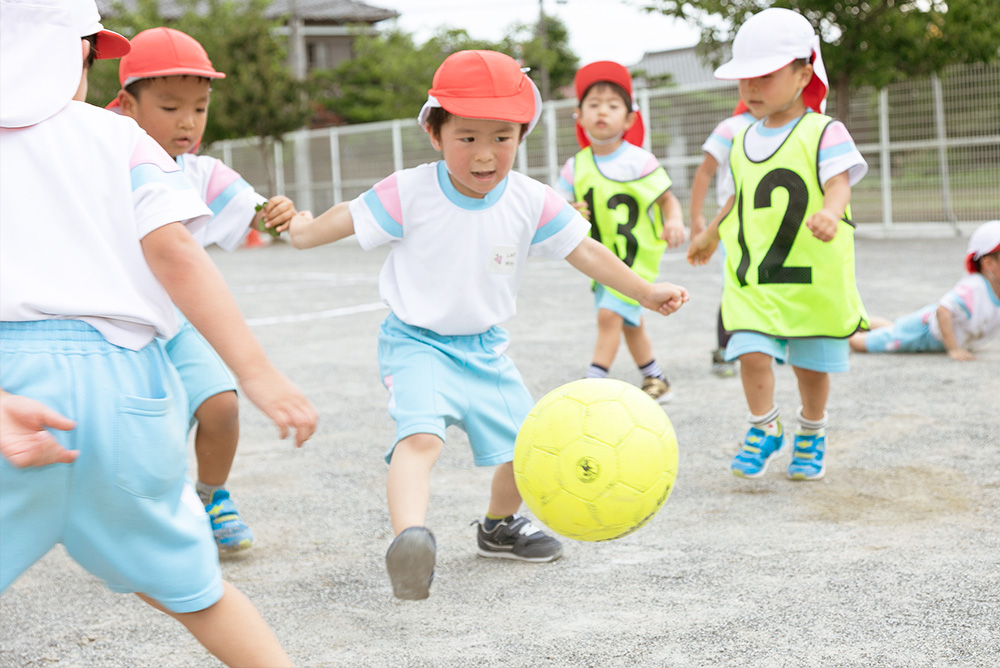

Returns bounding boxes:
[428,129,443,152]
[117,91,138,118]
[624,110,638,131]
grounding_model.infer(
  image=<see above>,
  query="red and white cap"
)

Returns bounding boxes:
[965,220,1000,274]
[75,1,130,59]
[417,50,542,137]
[572,60,645,149]
[1,0,129,128]
[713,8,829,114]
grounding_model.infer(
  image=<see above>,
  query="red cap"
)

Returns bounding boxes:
[573,60,644,149]
[118,27,225,87]
[427,50,537,124]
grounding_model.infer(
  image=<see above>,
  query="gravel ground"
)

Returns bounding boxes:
[2,227,998,668]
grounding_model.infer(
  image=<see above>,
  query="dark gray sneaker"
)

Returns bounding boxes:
[385,527,436,600]
[475,515,563,562]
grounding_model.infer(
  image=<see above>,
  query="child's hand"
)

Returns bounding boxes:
[805,209,840,242]
[947,348,975,361]
[638,282,690,316]
[0,393,78,468]
[259,196,297,237]
[288,210,315,240]
[661,219,686,248]
[687,229,719,266]
[571,200,591,221]
[238,369,318,448]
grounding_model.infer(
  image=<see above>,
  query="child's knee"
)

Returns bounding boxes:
[194,391,239,430]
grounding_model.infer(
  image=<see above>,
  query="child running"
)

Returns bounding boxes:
[687,8,869,481]
[850,220,1000,360]
[555,60,684,403]
[689,101,761,378]
[0,2,315,665]
[109,27,297,552]
[288,50,689,600]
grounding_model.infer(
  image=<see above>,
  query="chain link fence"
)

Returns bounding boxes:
[206,60,1000,230]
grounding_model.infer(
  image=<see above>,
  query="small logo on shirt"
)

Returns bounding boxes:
[487,246,518,274]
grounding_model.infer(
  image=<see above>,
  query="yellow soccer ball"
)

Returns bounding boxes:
[513,378,679,542]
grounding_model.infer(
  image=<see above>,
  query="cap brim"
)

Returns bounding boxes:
[124,66,226,82]
[95,29,131,59]
[435,92,533,124]
[714,55,795,80]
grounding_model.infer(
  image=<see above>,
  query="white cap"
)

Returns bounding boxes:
[714,8,829,113]
[0,0,82,128]
[966,220,1000,273]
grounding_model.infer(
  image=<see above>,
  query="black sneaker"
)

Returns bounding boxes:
[385,527,436,600]
[474,515,563,562]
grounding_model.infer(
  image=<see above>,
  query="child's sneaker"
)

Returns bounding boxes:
[641,376,673,404]
[475,515,563,562]
[385,526,436,600]
[711,348,737,378]
[204,488,254,552]
[730,421,784,478]
[787,431,827,481]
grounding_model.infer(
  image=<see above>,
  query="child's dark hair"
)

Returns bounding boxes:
[972,249,1000,273]
[124,75,213,100]
[579,81,631,110]
[82,34,98,69]
[424,107,530,140]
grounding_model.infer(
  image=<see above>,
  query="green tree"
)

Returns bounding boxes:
[91,0,310,190]
[641,0,1000,119]
[314,15,579,125]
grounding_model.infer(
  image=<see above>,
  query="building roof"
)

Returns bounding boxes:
[631,44,731,88]
[96,0,398,24]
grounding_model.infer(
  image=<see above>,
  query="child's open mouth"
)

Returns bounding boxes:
[472,170,495,182]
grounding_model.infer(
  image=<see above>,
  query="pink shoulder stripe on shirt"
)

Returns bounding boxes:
[639,155,661,178]
[954,284,976,315]
[129,135,181,172]
[559,159,575,186]
[372,173,403,224]
[819,121,852,150]
[205,161,243,205]
[538,188,567,228]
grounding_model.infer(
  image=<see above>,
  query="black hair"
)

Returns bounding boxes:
[579,81,631,110]
[423,107,530,141]
[124,75,213,101]
[82,34,98,69]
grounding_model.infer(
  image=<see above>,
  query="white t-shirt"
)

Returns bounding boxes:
[720,112,868,200]
[0,102,210,350]
[350,161,590,336]
[176,153,266,252]
[702,111,756,207]
[554,141,663,201]
[928,273,1000,350]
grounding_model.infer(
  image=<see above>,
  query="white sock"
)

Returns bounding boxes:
[796,406,828,434]
[749,406,781,435]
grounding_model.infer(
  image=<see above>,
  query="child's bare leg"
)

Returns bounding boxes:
[386,432,442,535]
[591,308,624,370]
[739,352,775,415]
[792,366,830,421]
[137,581,291,668]
[193,391,239,486]
[848,332,868,352]
[487,461,521,518]
[622,320,653,365]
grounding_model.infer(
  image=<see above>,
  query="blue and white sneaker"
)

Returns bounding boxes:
[205,489,254,552]
[787,430,827,481]
[731,420,784,478]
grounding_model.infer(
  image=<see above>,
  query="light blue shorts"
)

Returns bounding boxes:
[377,313,535,467]
[164,311,237,422]
[594,284,642,328]
[864,305,945,353]
[0,320,223,613]
[725,331,851,373]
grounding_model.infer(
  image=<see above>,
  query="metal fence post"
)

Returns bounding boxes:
[637,88,652,153]
[932,73,959,233]
[329,128,342,205]
[878,88,892,230]
[544,104,559,187]
[273,139,285,196]
[293,129,312,211]
[391,120,404,173]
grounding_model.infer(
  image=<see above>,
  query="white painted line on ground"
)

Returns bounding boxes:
[246,301,388,327]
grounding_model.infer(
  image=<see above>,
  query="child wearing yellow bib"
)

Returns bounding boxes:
[688,8,869,481]
[555,61,684,403]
